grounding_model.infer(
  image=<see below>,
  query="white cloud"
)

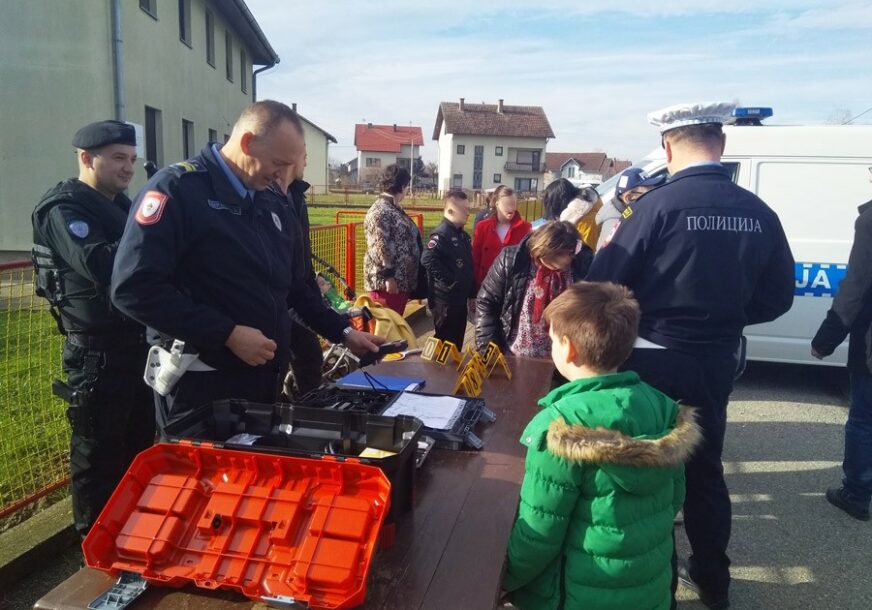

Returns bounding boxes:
[246,0,872,163]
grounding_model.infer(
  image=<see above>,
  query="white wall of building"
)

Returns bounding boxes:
[437,132,548,193]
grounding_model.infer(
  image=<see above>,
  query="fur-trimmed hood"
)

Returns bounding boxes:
[547,405,702,493]
[559,188,602,225]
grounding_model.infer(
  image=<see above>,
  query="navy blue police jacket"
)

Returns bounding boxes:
[586,164,795,356]
[111,145,305,370]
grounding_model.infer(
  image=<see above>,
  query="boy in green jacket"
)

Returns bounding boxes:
[503,282,702,610]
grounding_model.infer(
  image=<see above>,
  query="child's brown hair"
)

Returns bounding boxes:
[543,281,640,371]
[527,220,579,262]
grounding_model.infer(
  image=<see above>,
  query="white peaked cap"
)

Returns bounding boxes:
[647,102,737,134]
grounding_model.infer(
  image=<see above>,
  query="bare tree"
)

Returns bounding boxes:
[827,107,853,124]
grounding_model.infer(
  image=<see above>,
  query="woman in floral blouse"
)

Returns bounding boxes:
[364,165,421,314]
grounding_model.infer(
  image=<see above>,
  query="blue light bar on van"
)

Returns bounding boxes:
[733,107,773,119]
[727,107,773,126]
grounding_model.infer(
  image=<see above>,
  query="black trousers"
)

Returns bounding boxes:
[431,302,468,350]
[62,342,155,537]
[624,348,736,597]
[288,320,324,396]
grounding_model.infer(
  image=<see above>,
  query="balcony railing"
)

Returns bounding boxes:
[504,162,546,173]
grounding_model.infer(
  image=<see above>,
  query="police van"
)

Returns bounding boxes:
[596,108,872,366]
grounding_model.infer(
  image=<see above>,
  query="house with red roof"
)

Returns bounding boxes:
[544,152,632,187]
[433,98,555,194]
[354,123,424,186]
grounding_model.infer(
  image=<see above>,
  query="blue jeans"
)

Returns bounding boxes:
[844,371,872,504]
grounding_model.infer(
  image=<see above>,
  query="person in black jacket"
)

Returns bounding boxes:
[587,102,795,609]
[421,190,475,348]
[32,120,154,537]
[812,178,872,522]
[112,101,380,426]
[476,221,592,356]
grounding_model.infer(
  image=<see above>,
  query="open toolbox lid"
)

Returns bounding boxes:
[82,443,391,610]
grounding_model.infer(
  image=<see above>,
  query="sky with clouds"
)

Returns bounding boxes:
[246,0,872,164]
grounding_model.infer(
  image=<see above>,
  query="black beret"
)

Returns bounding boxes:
[72,120,136,150]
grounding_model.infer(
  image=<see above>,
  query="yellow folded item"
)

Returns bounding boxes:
[352,294,418,348]
[359,447,397,459]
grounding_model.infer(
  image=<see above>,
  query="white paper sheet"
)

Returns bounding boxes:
[381,392,465,430]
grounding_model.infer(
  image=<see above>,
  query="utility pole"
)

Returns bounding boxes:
[409,121,415,192]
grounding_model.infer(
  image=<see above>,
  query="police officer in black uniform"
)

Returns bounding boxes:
[111,101,380,426]
[32,120,155,537]
[587,102,795,609]
[421,190,475,348]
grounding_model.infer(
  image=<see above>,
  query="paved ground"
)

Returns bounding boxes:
[4,322,871,609]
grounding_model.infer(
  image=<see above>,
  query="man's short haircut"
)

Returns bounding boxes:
[543,178,579,220]
[377,164,412,194]
[444,189,468,206]
[664,122,724,149]
[236,100,303,136]
[544,281,640,371]
[527,220,579,262]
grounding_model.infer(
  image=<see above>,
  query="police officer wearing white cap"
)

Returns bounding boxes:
[31,120,155,537]
[587,102,795,609]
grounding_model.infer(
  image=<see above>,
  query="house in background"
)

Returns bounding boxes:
[0,0,278,254]
[291,103,337,195]
[433,98,555,194]
[354,123,424,187]
[544,152,632,187]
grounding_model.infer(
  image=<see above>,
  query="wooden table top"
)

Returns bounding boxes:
[34,355,555,610]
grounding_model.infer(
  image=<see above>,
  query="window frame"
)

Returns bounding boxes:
[452,173,463,188]
[139,0,157,20]
[178,0,192,47]
[240,48,248,93]
[205,10,216,67]
[182,119,194,159]
[456,144,465,155]
[225,30,234,82]
[493,173,502,183]
[495,146,503,157]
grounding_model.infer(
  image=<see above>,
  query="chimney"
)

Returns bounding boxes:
[393,124,397,131]
[497,99,504,113]
[459,97,465,111]
[292,102,297,112]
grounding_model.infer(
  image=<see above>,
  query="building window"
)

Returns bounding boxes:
[493,173,502,183]
[223,133,230,143]
[178,0,191,46]
[566,165,576,178]
[495,146,503,156]
[225,31,234,81]
[366,158,382,168]
[140,0,157,19]
[514,177,539,192]
[208,128,217,143]
[240,49,248,93]
[205,10,215,66]
[515,149,541,170]
[144,106,163,167]
[453,174,463,188]
[456,144,465,155]
[182,119,194,159]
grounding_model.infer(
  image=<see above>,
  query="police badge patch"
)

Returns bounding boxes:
[67,220,89,239]
[271,211,282,231]
[135,191,169,225]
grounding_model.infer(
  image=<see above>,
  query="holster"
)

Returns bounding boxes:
[53,379,94,436]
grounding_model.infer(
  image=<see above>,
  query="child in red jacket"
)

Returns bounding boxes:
[472,185,531,287]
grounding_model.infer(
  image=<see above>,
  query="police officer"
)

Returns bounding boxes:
[31,120,155,537]
[275,140,349,396]
[111,101,380,425]
[421,190,475,348]
[587,102,795,609]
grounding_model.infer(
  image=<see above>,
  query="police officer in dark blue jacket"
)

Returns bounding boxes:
[587,102,795,610]
[111,101,380,426]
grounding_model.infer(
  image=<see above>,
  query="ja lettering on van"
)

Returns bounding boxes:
[795,263,847,297]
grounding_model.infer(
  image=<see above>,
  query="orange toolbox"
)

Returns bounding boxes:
[81,442,390,609]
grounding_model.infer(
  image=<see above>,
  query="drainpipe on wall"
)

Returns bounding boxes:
[110,0,125,121]
[252,61,278,101]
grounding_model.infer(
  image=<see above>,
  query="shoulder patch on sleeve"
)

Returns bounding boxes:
[135,191,169,225]
[67,220,90,239]
[427,236,439,249]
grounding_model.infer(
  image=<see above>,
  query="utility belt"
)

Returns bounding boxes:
[66,330,146,351]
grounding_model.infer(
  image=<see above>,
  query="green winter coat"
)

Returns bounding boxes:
[503,371,701,610]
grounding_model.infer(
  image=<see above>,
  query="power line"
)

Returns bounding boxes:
[843,106,872,124]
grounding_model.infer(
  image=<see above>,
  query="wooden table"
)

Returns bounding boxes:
[34,356,555,610]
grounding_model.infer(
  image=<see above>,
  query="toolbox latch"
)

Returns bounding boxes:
[261,595,308,609]
[88,571,148,610]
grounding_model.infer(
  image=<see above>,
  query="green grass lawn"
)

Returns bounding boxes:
[0,308,68,514]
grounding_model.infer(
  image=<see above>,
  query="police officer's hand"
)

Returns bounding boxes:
[343,329,384,357]
[384,278,399,294]
[225,325,277,366]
